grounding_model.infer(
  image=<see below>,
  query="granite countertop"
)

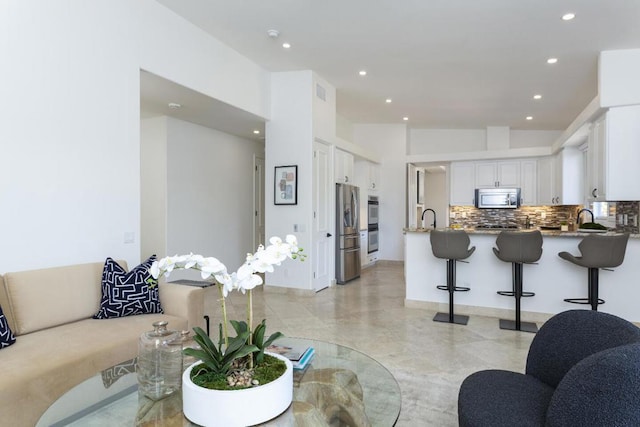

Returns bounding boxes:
[403,227,640,239]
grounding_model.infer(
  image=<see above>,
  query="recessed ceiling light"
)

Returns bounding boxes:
[403,117,409,121]
[533,94,542,100]
[253,130,260,135]
[168,102,181,109]
[359,70,367,76]
[526,116,533,121]
[385,98,392,103]
[547,58,558,64]
[562,13,575,21]
[282,42,291,49]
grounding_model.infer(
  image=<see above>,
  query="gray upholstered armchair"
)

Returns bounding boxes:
[458,309,640,426]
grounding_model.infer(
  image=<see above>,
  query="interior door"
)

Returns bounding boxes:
[312,140,331,291]
[253,156,265,249]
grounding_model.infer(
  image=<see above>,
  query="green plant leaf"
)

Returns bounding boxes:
[253,321,266,347]
[230,320,248,335]
[263,331,284,349]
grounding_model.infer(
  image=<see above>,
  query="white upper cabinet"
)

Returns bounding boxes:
[368,162,380,191]
[586,115,607,201]
[475,160,520,188]
[450,162,476,206]
[537,156,554,205]
[335,148,354,184]
[538,148,583,205]
[555,148,583,205]
[520,160,537,206]
[451,159,537,206]
[586,106,640,202]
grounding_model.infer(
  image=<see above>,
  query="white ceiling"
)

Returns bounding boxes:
[152,0,640,135]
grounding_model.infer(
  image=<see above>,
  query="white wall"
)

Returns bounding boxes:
[138,1,270,119]
[353,124,408,261]
[141,116,264,274]
[0,0,270,272]
[409,129,486,155]
[141,117,168,261]
[423,171,448,229]
[0,1,140,271]
[599,49,640,108]
[165,117,263,274]
[409,128,560,155]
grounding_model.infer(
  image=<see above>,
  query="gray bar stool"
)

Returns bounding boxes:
[430,230,475,325]
[558,233,629,311]
[493,230,543,333]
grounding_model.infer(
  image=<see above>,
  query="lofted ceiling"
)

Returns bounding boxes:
[152,0,640,135]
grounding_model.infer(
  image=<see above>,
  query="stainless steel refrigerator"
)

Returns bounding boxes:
[336,183,361,284]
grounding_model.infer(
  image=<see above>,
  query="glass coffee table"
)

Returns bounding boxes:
[37,338,401,426]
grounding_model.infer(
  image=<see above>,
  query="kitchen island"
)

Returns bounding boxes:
[404,228,640,323]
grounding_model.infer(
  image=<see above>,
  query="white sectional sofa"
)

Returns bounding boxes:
[0,260,206,426]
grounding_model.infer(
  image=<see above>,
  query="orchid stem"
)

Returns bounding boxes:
[248,289,254,369]
[218,283,229,347]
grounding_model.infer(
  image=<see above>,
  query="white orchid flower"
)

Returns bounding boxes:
[150,261,161,279]
[183,253,205,269]
[158,255,182,277]
[199,256,227,279]
[235,264,263,293]
[214,272,235,297]
[285,235,299,253]
[248,248,277,273]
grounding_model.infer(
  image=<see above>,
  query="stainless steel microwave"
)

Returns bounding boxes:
[475,188,521,209]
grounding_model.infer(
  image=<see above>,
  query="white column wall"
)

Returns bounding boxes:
[353,124,408,261]
[265,71,314,289]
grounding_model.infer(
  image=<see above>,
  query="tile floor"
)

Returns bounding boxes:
[209,261,537,426]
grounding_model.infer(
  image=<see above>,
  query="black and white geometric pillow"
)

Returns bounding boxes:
[0,304,16,349]
[93,255,163,319]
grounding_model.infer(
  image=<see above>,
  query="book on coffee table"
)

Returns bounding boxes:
[267,341,314,369]
[292,347,315,370]
[266,341,309,361]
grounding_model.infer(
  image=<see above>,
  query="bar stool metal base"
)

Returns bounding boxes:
[499,318,538,333]
[434,312,469,325]
[564,267,604,311]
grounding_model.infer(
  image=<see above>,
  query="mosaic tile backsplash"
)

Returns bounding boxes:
[449,201,639,233]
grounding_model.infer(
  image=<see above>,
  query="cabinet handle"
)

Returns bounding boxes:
[592,188,598,198]
[372,183,375,188]
[345,176,349,182]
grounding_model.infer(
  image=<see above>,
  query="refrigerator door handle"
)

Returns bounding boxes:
[344,248,360,253]
[351,188,358,230]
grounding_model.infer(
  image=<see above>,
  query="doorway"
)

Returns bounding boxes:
[253,156,265,249]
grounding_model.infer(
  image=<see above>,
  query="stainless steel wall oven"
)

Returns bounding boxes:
[368,196,379,253]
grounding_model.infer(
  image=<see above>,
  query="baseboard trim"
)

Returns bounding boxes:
[404,300,555,323]
[264,285,316,297]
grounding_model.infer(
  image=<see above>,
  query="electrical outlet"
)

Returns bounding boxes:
[540,212,546,219]
[462,212,467,219]
[450,212,456,219]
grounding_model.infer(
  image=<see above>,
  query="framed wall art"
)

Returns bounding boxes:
[274,165,298,205]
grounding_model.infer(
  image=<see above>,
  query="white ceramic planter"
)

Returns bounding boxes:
[182,352,293,427]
